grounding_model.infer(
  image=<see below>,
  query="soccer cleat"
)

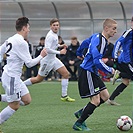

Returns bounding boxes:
[61,96,75,102]
[73,121,91,131]
[112,70,120,85]
[74,110,88,128]
[106,99,121,106]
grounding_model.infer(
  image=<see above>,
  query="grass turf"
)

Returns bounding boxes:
[0,81,132,133]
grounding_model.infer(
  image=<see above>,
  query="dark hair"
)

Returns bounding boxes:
[50,18,59,25]
[58,35,62,40]
[40,37,45,40]
[131,16,133,22]
[71,36,77,40]
[16,17,29,31]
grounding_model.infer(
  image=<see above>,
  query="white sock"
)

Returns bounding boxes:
[1,94,7,102]
[0,106,16,124]
[61,79,68,97]
[24,78,32,86]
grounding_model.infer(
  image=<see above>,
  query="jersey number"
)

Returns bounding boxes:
[6,43,12,57]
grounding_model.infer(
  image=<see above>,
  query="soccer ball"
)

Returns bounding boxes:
[117,115,132,131]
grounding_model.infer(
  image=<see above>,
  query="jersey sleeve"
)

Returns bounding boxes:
[0,41,7,62]
[16,41,43,68]
[0,46,2,63]
[112,36,123,59]
[76,34,96,57]
[45,35,60,54]
[76,38,91,57]
[46,47,60,54]
[113,29,132,59]
[91,35,112,73]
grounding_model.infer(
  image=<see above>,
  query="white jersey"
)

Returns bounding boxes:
[2,33,42,77]
[43,30,60,61]
[0,46,2,63]
[38,30,64,77]
[0,41,6,63]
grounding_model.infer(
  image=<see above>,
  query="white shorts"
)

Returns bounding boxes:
[38,57,64,77]
[1,72,29,103]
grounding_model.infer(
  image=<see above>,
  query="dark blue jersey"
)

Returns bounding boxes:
[76,34,94,57]
[113,28,133,64]
[77,33,112,75]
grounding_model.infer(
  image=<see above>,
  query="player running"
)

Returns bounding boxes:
[0,17,47,124]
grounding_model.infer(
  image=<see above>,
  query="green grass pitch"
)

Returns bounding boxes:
[0,81,133,133]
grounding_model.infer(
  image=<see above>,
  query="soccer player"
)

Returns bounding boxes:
[0,17,47,124]
[106,16,133,106]
[24,18,75,102]
[0,47,2,63]
[0,47,2,82]
[73,18,117,131]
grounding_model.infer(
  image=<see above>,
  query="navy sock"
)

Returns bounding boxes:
[77,102,96,123]
[110,83,127,100]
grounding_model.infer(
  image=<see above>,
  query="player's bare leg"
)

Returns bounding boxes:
[24,74,44,86]
[57,66,75,102]
[30,74,44,84]
[21,93,32,105]
[99,89,110,102]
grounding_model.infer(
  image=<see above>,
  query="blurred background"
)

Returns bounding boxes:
[0,0,133,81]
[0,0,133,45]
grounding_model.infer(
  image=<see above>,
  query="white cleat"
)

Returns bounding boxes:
[112,70,120,85]
[106,99,121,106]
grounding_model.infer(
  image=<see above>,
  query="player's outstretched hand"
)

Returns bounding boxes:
[59,44,68,49]
[40,48,47,57]
[60,48,67,55]
[63,44,68,49]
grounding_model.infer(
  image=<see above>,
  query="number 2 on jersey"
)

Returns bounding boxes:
[6,43,12,57]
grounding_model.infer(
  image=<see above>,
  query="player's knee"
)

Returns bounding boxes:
[123,81,129,86]
[95,100,100,106]
[103,94,109,102]
[105,96,109,102]
[122,78,130,86]
[13,106,20,111]
[62,71,70,79]
[24,101,31,105]
[21,95,32,106]
[92,99,100,106]
[101,90,110,101]
[23,98,32,105]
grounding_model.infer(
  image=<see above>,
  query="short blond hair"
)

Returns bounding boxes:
[103,18,117,28]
